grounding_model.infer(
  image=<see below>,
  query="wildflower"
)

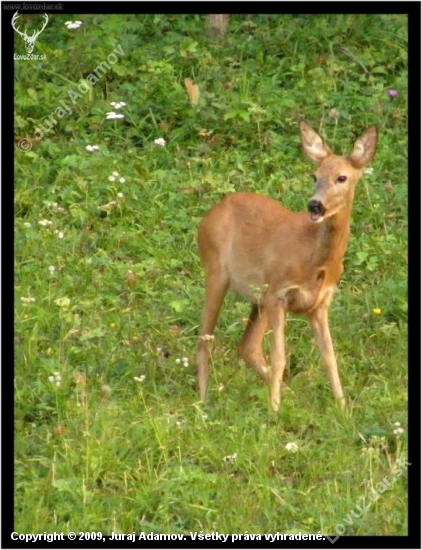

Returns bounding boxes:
[23,222,32,228]
[110,101,126,109]
[154,138,166,147]
[86,145,100,152]
[386,89,398,99]
[199,334,215,342]
[329,108,340,120]
[394,422,401,427]
[218,383,225,392]
[65,20,82,30]
[108,176,116,182]
[372,308,381,315]
[57,232,64,239]
[119,177,126,184]
[393,427,404,436]
[52,425,66,436]
[20,296,35,305]
[106,112,125,120]
[285,442,299,453]
[101,384,111,395]
[249,105,266,116]
[223,452,238,463]
[48,372,62,387]
[201,413,208,420]
[117,192,124,199]
[182,357,189,368]
[48,265,56,273]
[112,171,120,177]
[38,219,53,227]
[73,372,87,386]
[134,375,146,383]
[364,167,374,175]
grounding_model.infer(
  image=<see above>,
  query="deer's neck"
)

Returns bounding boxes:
[314,206,352,277]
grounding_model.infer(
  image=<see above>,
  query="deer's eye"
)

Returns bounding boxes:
[336,175,347,183]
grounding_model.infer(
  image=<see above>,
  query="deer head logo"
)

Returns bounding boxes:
[12,12,49,54]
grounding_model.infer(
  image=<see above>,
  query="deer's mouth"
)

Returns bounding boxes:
[308,200,326,223]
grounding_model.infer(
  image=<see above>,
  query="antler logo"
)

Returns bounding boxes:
[12,11,49,54]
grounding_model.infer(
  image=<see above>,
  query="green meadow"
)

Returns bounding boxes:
[15,14,407,536]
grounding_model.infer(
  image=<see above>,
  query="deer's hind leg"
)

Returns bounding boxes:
[197,268,229,401]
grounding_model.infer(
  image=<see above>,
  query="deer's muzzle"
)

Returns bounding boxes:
[308,199,326,223]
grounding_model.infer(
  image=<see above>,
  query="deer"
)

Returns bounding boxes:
[12,12,49,54]
[196,121,378,412]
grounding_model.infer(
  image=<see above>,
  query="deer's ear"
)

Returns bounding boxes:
[349,126,378,168]
[299,121,332,164]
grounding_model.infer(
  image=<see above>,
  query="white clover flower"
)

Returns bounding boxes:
[38,219,53,227]
[110,101,126,109]
[106,112,125,120]
[119,177,126,184]
[285,442,299,453]
[182,357,189,367]
[154,138,166,147]
[48,266,56,273]
[108,176,116,182]
[393,428,404,436]
[364,167,374,175]
[117,192,124,199]
[223,452,238,463]
[57,232,64,239]
[20,296,35,305]
[112,171,120,177]
[23,222,32,228]
[175,358,181,364]
[86,145,100,152]
[134,375,146,383]
[48,372,62,387]
[65,21,82,30]
[394,422,401,427]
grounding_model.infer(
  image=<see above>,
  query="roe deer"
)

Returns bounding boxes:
[196,121,378,411]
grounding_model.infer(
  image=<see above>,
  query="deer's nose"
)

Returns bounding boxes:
[308,199,326,217]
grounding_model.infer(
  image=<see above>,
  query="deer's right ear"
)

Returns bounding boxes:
[299,121,332,164]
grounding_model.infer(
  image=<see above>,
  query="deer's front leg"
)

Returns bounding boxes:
[309,306,345,409]
[267,295,287,412]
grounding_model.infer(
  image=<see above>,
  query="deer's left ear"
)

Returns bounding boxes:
[349,127,378,168]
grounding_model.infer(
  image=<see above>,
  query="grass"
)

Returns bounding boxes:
[14,13,408,537]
